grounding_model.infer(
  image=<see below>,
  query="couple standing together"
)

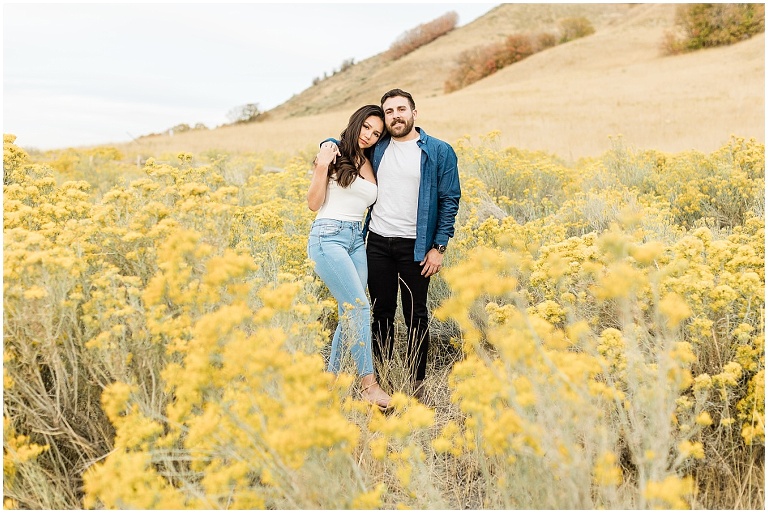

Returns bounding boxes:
[306,88,461,410]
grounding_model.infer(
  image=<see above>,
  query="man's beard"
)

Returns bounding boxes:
[388,116,414,137]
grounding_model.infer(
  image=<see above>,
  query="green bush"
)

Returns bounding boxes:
[558,16,596,44]
[663,3,765,54]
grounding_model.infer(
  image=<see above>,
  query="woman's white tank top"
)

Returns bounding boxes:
[315,175,377,222]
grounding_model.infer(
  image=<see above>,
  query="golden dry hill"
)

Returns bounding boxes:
[124,3,765,161]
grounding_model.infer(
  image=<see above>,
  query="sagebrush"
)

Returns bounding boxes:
[3,132,764,509]
[662,3,765,55]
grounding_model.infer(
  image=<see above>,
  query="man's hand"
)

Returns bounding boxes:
[420,249,444,277]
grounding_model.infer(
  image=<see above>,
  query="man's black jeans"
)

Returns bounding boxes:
[366,231,430,382]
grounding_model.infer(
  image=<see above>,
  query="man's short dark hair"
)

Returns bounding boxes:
[381,88,416,110]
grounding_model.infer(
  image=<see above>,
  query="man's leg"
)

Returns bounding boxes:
[366,232,399,363]
[392,238,431,383]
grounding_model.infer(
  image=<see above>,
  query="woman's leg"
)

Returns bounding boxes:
[346,224,375,376]
[350,226,391,408]
[308,220,373,376]
[309,220,390,409]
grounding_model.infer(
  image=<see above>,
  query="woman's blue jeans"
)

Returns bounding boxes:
[308,219,374,377]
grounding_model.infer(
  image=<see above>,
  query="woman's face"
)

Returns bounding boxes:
[358,115,384,149]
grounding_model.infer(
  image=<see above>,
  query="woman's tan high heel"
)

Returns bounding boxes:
[361,375,393,411]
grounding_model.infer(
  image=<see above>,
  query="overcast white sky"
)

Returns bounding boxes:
[3,2,498,150]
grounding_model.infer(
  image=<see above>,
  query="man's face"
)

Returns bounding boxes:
[382,96,416,138]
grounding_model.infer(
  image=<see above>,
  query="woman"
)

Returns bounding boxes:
[307,105,392,410]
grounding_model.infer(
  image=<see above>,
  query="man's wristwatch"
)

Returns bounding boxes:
[433,243,447,254]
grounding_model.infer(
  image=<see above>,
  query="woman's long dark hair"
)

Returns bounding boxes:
[329,104,384,188]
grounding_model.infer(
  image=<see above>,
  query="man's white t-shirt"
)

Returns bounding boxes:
[369,138,421,238]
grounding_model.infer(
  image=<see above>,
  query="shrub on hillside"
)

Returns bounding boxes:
[557,16,596,44]
[312,58,356,86]
[339,57,355,72]
[444,17,596,94]
[535,31,558,51]
[388,11,458,60]
[444,31,552,93]
[444,43,501,94]
[502,33,536,65]
[662,3,765,54]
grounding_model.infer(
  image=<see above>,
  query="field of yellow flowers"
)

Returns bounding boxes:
[3,132,764,509]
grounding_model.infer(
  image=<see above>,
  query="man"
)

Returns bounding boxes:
[363,88,461,399]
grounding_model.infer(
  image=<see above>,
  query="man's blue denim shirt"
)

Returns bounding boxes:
[323,127,461,261]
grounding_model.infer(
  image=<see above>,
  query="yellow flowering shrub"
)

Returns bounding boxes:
[438,134,763,508]
[433,231,718,508]
[455,132,580,225]
[3,417,49,509]
[4,132,763,509]
[643,136,764,229]
[4,136,117,508]
[83,232,365,508]
[44,145,138,196]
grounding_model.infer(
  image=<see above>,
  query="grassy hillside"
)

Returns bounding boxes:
[120,3,764,161]
[263,3,636,119]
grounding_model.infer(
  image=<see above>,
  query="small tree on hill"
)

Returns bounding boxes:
[227,103,262,124]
